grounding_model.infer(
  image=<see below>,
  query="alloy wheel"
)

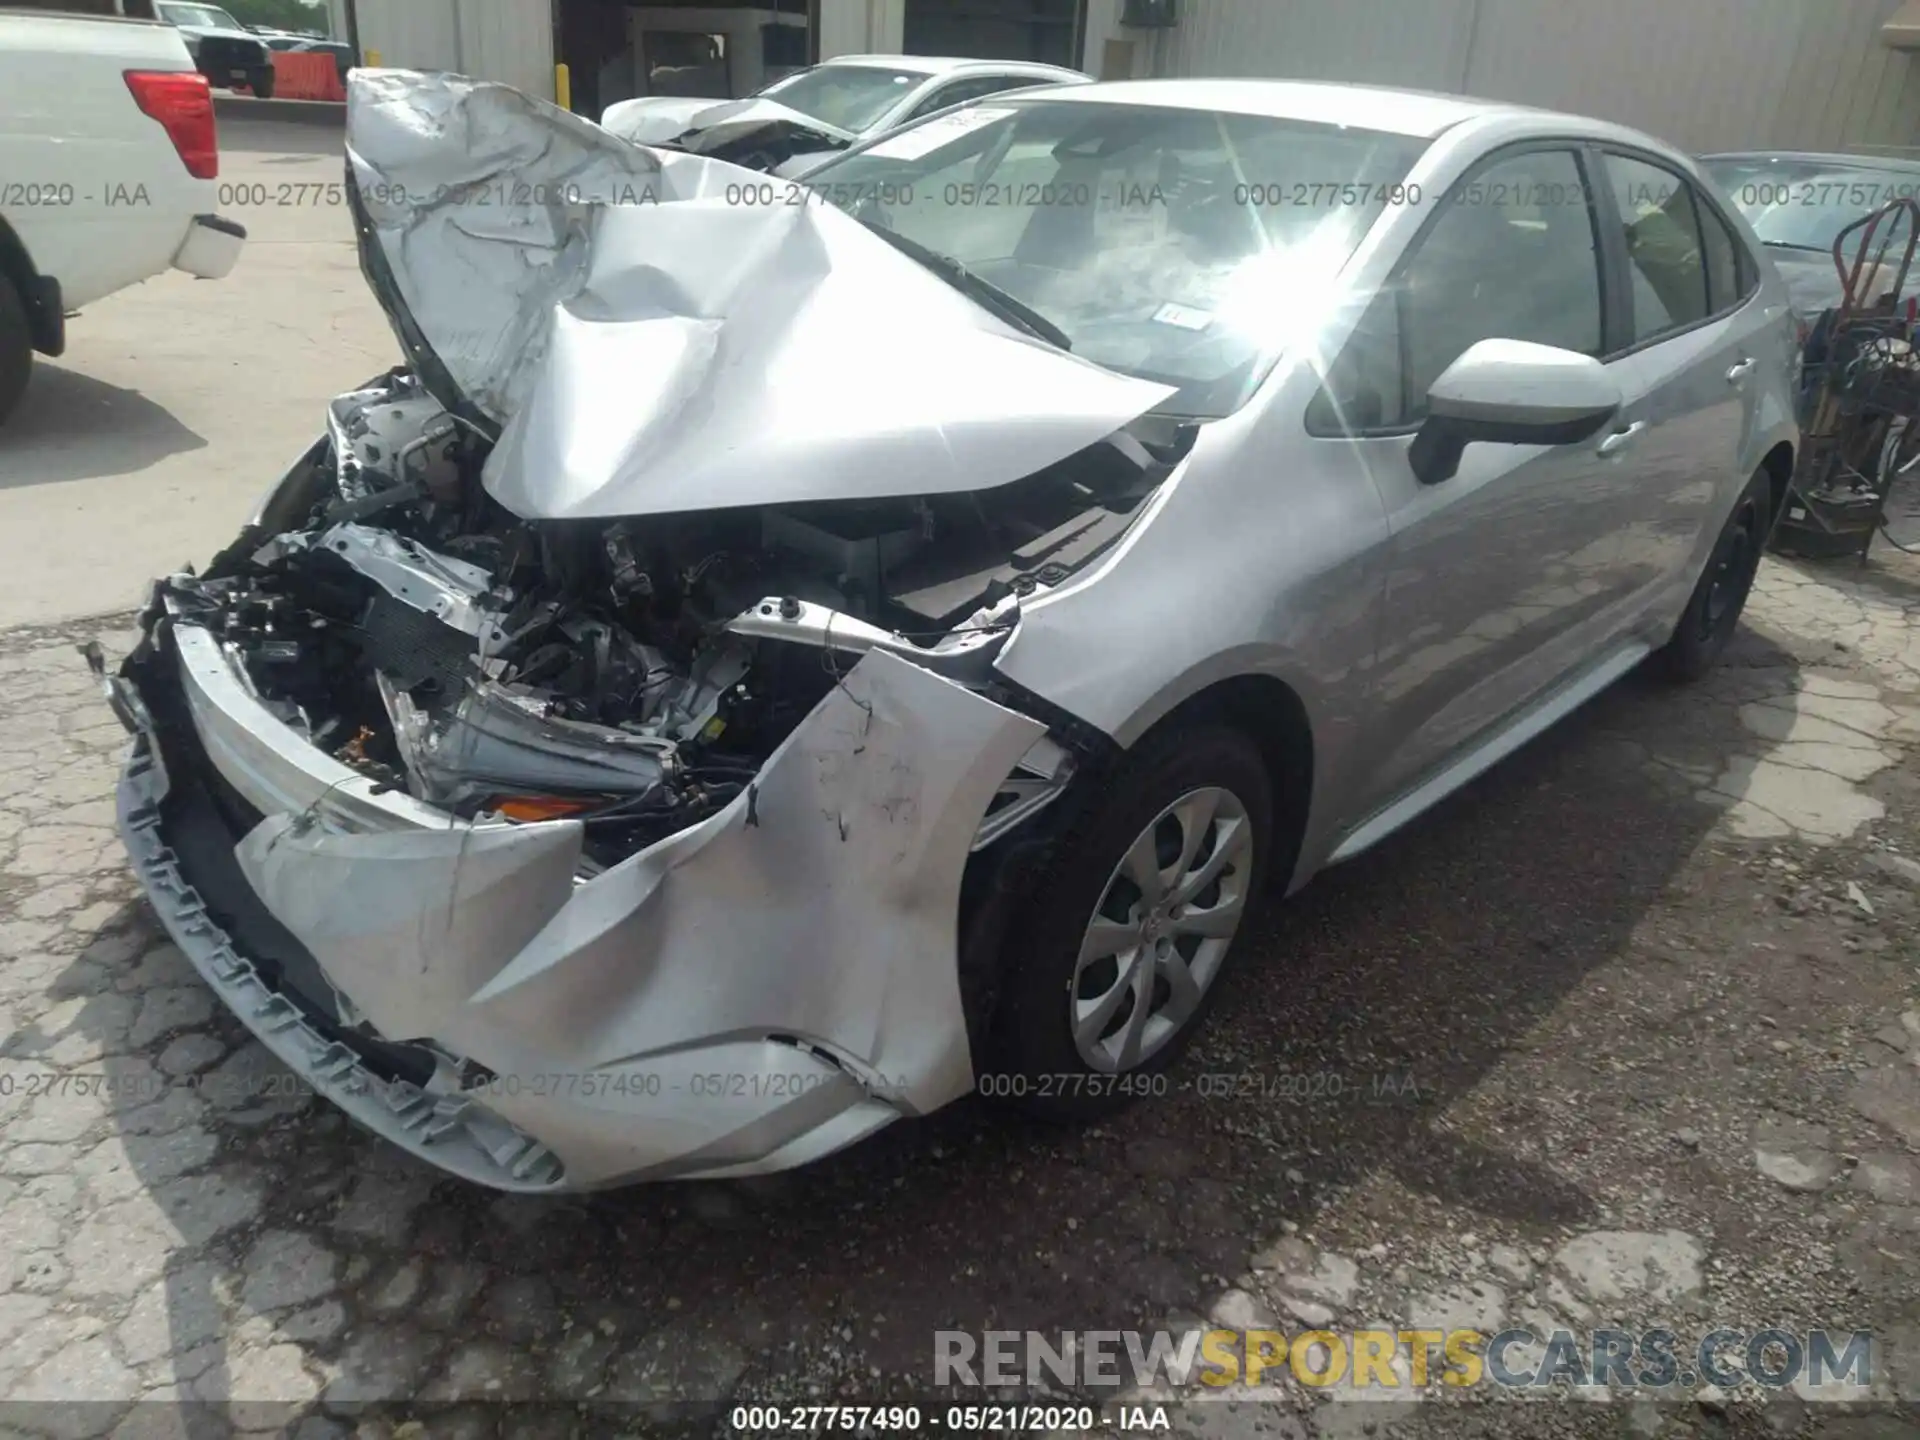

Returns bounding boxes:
[1069,786,1254,1072]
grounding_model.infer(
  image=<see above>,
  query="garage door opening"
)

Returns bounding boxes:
[903,0,1080,67]
[555,0,812,120]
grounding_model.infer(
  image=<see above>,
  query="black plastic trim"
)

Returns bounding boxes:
[192,213,248,241]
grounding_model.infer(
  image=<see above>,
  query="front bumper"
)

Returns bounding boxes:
[107,607,1044,1189]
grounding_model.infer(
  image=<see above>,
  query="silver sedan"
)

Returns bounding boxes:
[600,54,1092,175]
[100,72,1798,1190]
[1700,150,1920,322]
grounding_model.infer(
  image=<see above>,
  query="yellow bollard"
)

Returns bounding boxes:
[555,62,572,112]
[365,48,381,67]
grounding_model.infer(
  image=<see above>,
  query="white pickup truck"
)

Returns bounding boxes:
[0,1,246,425]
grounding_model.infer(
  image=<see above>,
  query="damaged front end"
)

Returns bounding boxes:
[99,71,1189,1189]
[602,95,859,175]
[142,365,1168,869]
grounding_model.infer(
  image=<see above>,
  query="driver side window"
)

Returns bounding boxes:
[1308,148,1605,435]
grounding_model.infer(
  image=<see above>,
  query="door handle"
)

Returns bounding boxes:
[1726,358,1757,384]
[1597,421,1647,456]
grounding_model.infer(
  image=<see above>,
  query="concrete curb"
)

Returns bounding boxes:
[213,94,345,128]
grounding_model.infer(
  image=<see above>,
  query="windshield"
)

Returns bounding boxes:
[754,65,926,133]
[160,3,243,28]
[803,98,1427,417]
[1702,157,1920,253]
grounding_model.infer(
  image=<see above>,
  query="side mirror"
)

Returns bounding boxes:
[1408,339,1622,486]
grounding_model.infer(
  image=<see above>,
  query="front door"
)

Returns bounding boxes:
[1309,145,1654,817]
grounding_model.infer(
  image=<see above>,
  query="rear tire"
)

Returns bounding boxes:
[1654,467,1772,682]
[249,66,277,99]
[0,273,33,428]
[987,724,1273,1123]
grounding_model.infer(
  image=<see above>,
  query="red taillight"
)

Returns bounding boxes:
[125,70,219,180]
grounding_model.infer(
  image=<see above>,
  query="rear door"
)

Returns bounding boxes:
[1587,148,1758,612]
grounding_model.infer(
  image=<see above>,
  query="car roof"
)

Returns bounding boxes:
[823,55,1090,81]
[1018,77,1632,138]
[1701,150,1920,173]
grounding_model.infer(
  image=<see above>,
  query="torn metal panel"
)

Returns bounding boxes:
[724,594,1011,685]
[237,812,584,1041]
[232,650,1045,1186]
[344,70,1171,520]
[282,523,501,637]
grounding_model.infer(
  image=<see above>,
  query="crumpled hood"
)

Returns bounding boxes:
[600,94,854,152]
[345,70,1170,521]
[599,95,728,144]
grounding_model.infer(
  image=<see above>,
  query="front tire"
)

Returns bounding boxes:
[248,66,277,99]
[0,273,33,428]
[1655,467,1772,681]
[989,724,1273,1122]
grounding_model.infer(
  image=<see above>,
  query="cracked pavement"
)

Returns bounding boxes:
[2,545,1920,1440]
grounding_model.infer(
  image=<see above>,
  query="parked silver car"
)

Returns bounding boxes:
[98,72,1798,1191]
[600,53,1092,175]
[1700,151,1920,323]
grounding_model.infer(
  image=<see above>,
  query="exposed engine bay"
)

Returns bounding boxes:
[181,370,1190,867]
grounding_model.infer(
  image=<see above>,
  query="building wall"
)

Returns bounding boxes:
[354,0,456,73]
[1080,0,1149,77]
[353,0,922,107]
[355,0,556,100]
[460,0,556,98]
[901,0,1078,65]
[592,7,805,104]
[817,0,904,58]
[1115,0,1920,156]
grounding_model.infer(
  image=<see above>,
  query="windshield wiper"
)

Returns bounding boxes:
[859,221,1072,351]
